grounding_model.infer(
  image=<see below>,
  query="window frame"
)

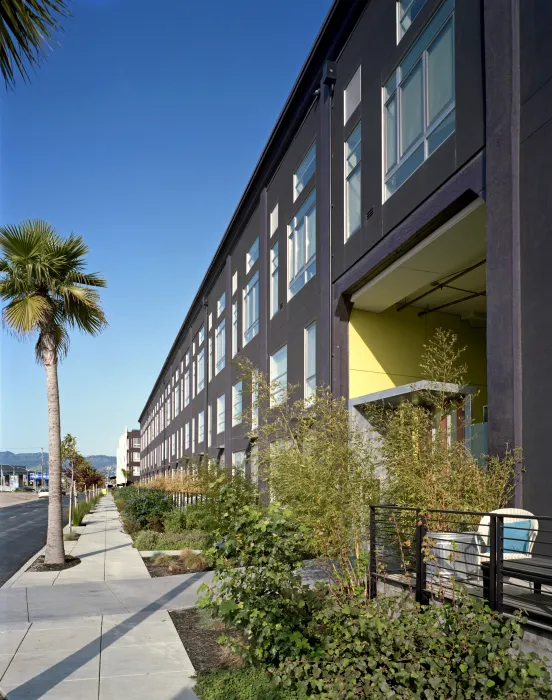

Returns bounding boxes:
[198,410,204,444]
[215,319,226,375]
[232,300,239,357]
[197,347,205,393]
[293,143,316,201]
[242,270,259,345]
[288,188,316,299]
[397,0,428,41]
[217,394,225,435]
[232,381,242,427]
[246,237,259,273]
[270,203,279,236]
[344,65,361,125]
[344,121,362,241]
[270,344,288,406]
[217,292,226,317]
[304,321,317,402]
[270,242,279,318]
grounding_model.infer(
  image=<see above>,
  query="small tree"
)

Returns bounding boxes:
[236,357,380,595]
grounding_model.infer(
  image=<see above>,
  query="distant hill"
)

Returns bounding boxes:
[0,451,116,473]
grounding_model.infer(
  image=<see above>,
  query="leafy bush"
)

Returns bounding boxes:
[122,515,141,536]
[146,513,165,532]
[164,508,187,533]
[185,502,219,532]
[133,529,210,551]
[194,668,307,700]
[199,503,320,665]
[117,488,171,529]
[273,593,552,699]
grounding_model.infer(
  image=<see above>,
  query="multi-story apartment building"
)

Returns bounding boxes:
[116,428,141,486]
[139,0,552,514]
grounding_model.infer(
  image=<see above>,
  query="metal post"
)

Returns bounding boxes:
[369,506,377,599]
[488,514,497,609]
[415,510,428,605]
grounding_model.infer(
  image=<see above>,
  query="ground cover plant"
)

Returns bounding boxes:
[133,529,210,551]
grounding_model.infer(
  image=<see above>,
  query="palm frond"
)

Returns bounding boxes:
[2,293,50,334]
[0,0,70,89]
[58,285,107,335]
[64,270,107,288]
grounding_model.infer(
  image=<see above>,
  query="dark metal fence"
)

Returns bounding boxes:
[169,491,207,509]
[370,505,552,631]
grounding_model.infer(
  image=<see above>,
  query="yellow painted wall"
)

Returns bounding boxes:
[349,306,487,422]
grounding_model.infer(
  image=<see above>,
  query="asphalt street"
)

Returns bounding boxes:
[0,497,71,586]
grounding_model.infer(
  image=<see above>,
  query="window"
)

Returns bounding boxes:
[198,410,204,444]
[197,348,205,392]
[215,319,225,374]
[270,243,279,318]
[270,203,279,236]
[132,438,140,447]
[192,417,195,453]
[344,66,361,124]
[305,322,316,401]
[232,451,245,475]
[294,144,316,201]
[252,369,259,431]
[208,312,212,330]
[198,326,204,345]
[398,0,427,40]
[208,336,213,382]
[232,271,238,295]
[243,271,259,344]
[175,383,180,416]
[250,444,258,483]
[133,467,140,477]
[384,0,455,199]
[232,301,238,357]
[184,370,190,406]
[270,345,287,405]
[232,381,242,426]
[192,358,196,398]
[246,237,259,272]
[171,434,175,456]
[288,189,316,298]
[217,292,226,316]
[208,404,212,447]
[217,394,225,434]
[185,422,190,450]
[133,451,140,462]
[185,350,190,367]
[345,122,362,240]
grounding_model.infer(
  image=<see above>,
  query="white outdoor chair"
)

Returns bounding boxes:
[477,508,538,564]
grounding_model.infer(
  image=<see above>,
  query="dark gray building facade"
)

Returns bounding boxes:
[139,0,552,514]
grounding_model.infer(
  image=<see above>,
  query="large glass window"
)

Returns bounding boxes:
[215,319,225,374]
[384,0,455,199]
[207,404,212,447]
[270,345,287,406]
[174,383,180,416]
[242,270,259,344]
[398,0,427,40]
[185,422,190,450]
[198,410,204,444]
[305,321,316,401]
[232,381,242,426]
[288,189,316,298]
[217,292,226,317]
[344,66,361,124]
[184,370,190,406]
[252,369,259,431]
[270,243,279,318]
[246,237,259,273]
[217,394,225,434]
[208,336,213,382]
[232,450,245,475]
[232,271,238,296]
[345,122,362,240]
[197,348,205,392]
[270,203,279,236]
[293,144,316,201]
[232,301,238,357]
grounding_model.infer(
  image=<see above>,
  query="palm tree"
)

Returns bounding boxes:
[0,220,106,564]
[1,0,69,89]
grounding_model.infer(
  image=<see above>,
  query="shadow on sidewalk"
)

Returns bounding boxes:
[1,572,204,697]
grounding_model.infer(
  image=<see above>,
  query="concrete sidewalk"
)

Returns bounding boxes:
[0,495,208,699]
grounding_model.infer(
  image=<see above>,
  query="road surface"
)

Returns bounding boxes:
[0,497,71,586]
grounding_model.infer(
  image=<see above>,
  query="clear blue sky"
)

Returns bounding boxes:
[0,0,332,457]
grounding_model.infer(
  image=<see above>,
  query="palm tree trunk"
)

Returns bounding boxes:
[44,360,65,565]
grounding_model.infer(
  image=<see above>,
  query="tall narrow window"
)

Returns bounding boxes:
[192,417,195,453]
[345,122,362,240]
[288,189,316,298]
[232,271,238,295]
[398,0,428,40]
[294,144,316,201]
[344,66,361,124]
[232,451,245,475]
[185,422,190,450]
[192,358,196,399]
[185,350,190,366]
[175,383,180,417]
[208,336,213,382]
[198,410,204,444]
[207,404,212,447]
[198,326,204,345]
[252,369,259,431]
[215,319,225,375]
[270,243,279,318]
[270,345,287,406]
[208,312,212,330]
[246,237,259,273]
[197,348,205,392]
[305,321,316,401]
[384,0,455,199]
[184,370,190,406]
[270,203,279,236]
[243,271,259,344]
[232,381,242,426]
[217,292,226,316]
[217,394,225,434]
[232,301,238,357]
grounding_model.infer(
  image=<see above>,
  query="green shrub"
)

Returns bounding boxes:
[146,513,165,532]
[185,502,218,532]
[118,488,171,529]
[72,500,91,526]
[194,668,307,700]
[122,515,141,536]
[133,529,210,551]
[199,504,320,666]
[164,508,187,533]
[133,530,159,550]
[273,593,552,699]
